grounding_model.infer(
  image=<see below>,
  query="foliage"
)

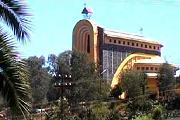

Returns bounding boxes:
[110,85,123,99]
[61,102,123,120]
[47,50,109,104]
[0,0,31,118]
[121,70,147,99]
[0,30,31,117]
[0,0,31,41]
[152,105,163,120]
[24,56,51,104]
[133,114,153,120]
[48,99,71,120]
[158,63,175,98]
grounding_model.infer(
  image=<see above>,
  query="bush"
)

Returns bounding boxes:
[152,105,163,120]
[133,114,153,120]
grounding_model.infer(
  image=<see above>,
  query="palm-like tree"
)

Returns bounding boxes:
[0,0,31,117]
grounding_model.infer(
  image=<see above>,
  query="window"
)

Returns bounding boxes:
[149,45,152,49]
[141,44,143,47]
[145,45,147,48]
[136,43,139,47]
[146,67,149,70]
[157,47,160,50]
[118,41,121,44]
[109,39,112,42]
[153,46,156,49]
[150,67,153,70]
[123,41,125,45]
[137,67,140,70]
[132,42,134,46]
[127,42,130,45]
[114,40,116,43]
[87,35,90,53]
[142,67,145,70]
[155,67,158,71]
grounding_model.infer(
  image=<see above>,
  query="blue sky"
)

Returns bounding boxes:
[18,0,180,68]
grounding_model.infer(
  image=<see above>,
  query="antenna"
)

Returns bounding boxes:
[84,0,87,7]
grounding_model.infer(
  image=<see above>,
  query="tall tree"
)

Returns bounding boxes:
[24,56,51,105]
[0,0,31,117]
[158,63,175,98]
[47,50,109,103]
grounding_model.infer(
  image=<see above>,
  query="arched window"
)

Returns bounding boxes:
[87,35,90,53]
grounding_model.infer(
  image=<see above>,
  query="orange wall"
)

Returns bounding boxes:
[147,77,158,93]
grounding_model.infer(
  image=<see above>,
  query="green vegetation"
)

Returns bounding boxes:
[23,52,179,120]
[0,0,31,118]
[158,62,175,99]
[1,1,180,119]
[1,44,180,119]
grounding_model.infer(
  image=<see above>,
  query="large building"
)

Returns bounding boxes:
[72,7,178,95]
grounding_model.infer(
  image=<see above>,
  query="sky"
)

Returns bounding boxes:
[17,0,180,69]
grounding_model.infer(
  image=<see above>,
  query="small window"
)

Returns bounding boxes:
[127,42,130,45]
[150,67,153,70]
[153,46,156,49]
[87,35,90,53]
[149,45,152,49]
[132,43,134,46]
[157,47,160,50]
[114,40,116,43]
[137,67,140,70]
[118,41,121,44]
[141,44,143,47]
[136,43,139,47]
[155,68,158,71]
[145,45,147,48]
[123,41,125,45]
[109,39,112,42]
[142,67,145,70]
[146,67,149,70]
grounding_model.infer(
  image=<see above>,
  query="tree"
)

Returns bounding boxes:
[24,56,51,104]
[46,51,72,101]
[0,0,31,117]
[158,63,175,98]
[120,70,149,118]
[47,50,110,119]
[121,70,147,99]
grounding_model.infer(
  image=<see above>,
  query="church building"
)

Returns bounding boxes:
[72,6,179,96]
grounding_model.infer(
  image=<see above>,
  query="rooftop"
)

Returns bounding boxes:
[85,19,163,46]
[104,29,163,46]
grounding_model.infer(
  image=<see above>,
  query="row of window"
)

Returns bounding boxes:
[108,39,160,50]
[137,66,158,71]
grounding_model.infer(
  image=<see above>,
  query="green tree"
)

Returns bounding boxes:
[47,50,110,119]
[0,0,31,117]
[121,70,149,118]
[24,56,51,105]
[47,50,103,103]
[47,51,72,101]
[121,70,147,99]
[158,63,175,98]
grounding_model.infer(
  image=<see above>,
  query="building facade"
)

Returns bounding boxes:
[72,19,177,95]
